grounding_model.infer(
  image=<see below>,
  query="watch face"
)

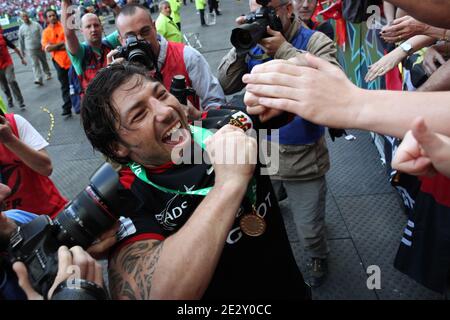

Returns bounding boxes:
[402,43,412,52]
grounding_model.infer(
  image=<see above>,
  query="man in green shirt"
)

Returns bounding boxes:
[156,1,183,43]
[195,0,207,26]
[61,0,121,93]
[168,0,182,30]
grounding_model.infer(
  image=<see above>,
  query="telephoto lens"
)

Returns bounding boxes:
[170,75,189,105]
[53,162,122,248]
[8,163,138,297]
[170,75,196,106]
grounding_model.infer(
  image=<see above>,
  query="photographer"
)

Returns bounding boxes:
[0,178,116,300]
[81,62,310,300]
[218,0,339,287]
[108,4,225,111]
[242,0,450,293]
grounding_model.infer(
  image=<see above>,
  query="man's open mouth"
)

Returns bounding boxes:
[161,121,187,146]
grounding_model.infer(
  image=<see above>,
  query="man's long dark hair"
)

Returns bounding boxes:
[81,63,156,164]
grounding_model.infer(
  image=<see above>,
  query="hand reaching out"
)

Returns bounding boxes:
[392,117,450,178]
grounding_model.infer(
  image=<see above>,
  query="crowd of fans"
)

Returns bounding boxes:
[0,0,61,23]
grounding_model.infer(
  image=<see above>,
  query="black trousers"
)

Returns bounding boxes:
[199,9,206,25]
[208,0,219,13]
[52,59,72,112]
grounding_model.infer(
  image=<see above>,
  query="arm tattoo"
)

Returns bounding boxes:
[109,240,164,300]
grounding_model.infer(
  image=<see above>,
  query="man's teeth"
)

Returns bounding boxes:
[164,122,182,138]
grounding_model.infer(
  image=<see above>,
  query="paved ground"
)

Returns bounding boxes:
[2,1,443,299]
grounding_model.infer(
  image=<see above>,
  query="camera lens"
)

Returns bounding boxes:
[128,49,154,70]
[54,186,117,248]
[52,163,121,249]
[231,21,267,54]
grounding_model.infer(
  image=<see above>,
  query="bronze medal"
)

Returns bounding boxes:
[240,213,266,237]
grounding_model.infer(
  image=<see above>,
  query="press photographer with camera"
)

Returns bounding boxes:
[1,163,125,300]
[107,4,226,111]
[80,62,311,300]
[0,183,106,300]
[218,0,339,287]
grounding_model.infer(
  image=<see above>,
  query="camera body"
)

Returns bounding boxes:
[115,35,157,71]
[8,163,135,297]
[231,0,283,54]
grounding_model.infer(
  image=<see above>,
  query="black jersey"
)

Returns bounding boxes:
[394,174,450,294]
[115,108,310,299]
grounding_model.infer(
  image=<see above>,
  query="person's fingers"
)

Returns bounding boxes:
[435,52,446,66]
[70,246,89,279]
[259,108,284,123]
[55,245,73,278]
[380,23,404,35]
[428,60,438,74]
[411,117,444,157]
[12,262,43,300]
[365,64,381,82]
[266,26,279,36]
[244,90,261,108]
[235,15,246,25]
[390,15,409,26]
[246,104,267,115]
[111,57,125,65]
[381,34,400,43]
[46,246,75,299]
[245,83,301,101]
[244,72,302,88]
[106,49,120,64]
[423,62,433,76]
[392,157,434,176]
[258,97,303,116]
[0,183,11,201]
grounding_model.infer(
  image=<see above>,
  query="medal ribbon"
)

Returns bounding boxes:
[128,125,257,203]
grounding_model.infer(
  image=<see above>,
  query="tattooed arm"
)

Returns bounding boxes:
[109,240,164,300]
[108,125,256,300]
[108,180,248,300]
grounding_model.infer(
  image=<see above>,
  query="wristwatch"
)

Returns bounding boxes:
[400,42,413,56]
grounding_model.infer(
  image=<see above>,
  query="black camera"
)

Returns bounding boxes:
[230,0,283,54]
[170,75,196,106]
[8,163,135,297]
[115,35,157,71]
